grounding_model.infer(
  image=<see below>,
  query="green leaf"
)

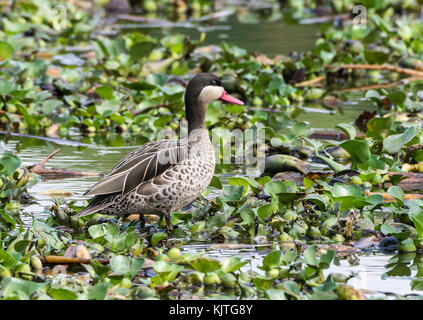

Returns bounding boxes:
[333,183,362,199]
[265,289,286,300]
[87,282,108,300]
[130,41,156,60]
[305,194,327,211]
[253,276,274,290]
[220,257,248,273]
[387,91,407,105]
[262,250,282,270]
[48,288,78,300]
[88,224,107,239]
[339,140,371,164]
[0,153,21,175]
[110,256,144,279]
[387,186,404,203]
[383,127,418,154]
[264,181,287,196]
[256,201,278,220]
[151,232,168,246]
[95,86,114,100]
[303,245,318,266]
[190,257,221,273]
[336,123,356,140]
[1,277,43,299]
[0,41,14,60]
[410,210,423,237]
[42,99,63,115]
[209,176,222,189]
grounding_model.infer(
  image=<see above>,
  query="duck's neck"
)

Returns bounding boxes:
[186,100,207,134]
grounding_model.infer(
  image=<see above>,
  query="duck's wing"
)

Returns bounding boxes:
[84,139,189,197]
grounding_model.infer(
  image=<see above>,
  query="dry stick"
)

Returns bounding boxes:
[295,76,325,87]
[30,149,102,177]
[365,190,423,202]
[325,64,423,77]
[336,76,423,93]
[38,255,109,264]
[0,109,24,119]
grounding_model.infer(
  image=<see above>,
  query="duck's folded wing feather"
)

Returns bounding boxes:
[84,140,189,196]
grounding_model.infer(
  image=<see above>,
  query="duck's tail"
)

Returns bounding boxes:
[74,194,114,218]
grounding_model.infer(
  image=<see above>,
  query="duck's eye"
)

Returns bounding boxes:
[211,80,217,86]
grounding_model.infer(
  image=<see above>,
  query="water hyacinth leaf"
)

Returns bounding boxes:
[256,200,278,220]
[319,250,335,268]
[110,255,144,278]
[387,186,404,203]
[383,127,418,154]
[0,248,15,268]
[190,257,221,273]
[220,185,244,202]
[364,49,389,64]
[253,276,274,290]
[130,41,156,60]
[0,80,14,95]
[262,250,282,270]
[88,224,107,239]
[303,245,318,266]
[380,224,411,241]
[229,176,261,197]
[1,210,16,229]
[292,122,311,137]
[224,104,245,114]
[305,194,327,211]
[265,289,286,300]
[409,210,423,237]
[0,41,13,60]
[0,153,21,175]
[339,140,371,164]
[282,280,301,297]
[1,277,43,299]
[209,176,222,189]
[42,99,63,115]
[95,86,114,100]
[333,183,362,198]
[387,91,407,105]
[239,208,255,225]
[48,288,78,300]
[264,181,287,196]
[220,257,248,273]
[87,282,108,300]
[151,232,167,246]
[2,18,30,34]
[412,82,423,100]
[336,123,356,140]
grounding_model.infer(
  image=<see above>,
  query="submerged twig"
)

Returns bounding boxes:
[30,149,103,178]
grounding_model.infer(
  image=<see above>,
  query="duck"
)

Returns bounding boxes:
[76,73,244,233]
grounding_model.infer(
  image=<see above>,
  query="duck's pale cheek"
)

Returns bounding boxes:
[198,85,224,104]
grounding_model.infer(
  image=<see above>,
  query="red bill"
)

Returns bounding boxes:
[220,91,244,105]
